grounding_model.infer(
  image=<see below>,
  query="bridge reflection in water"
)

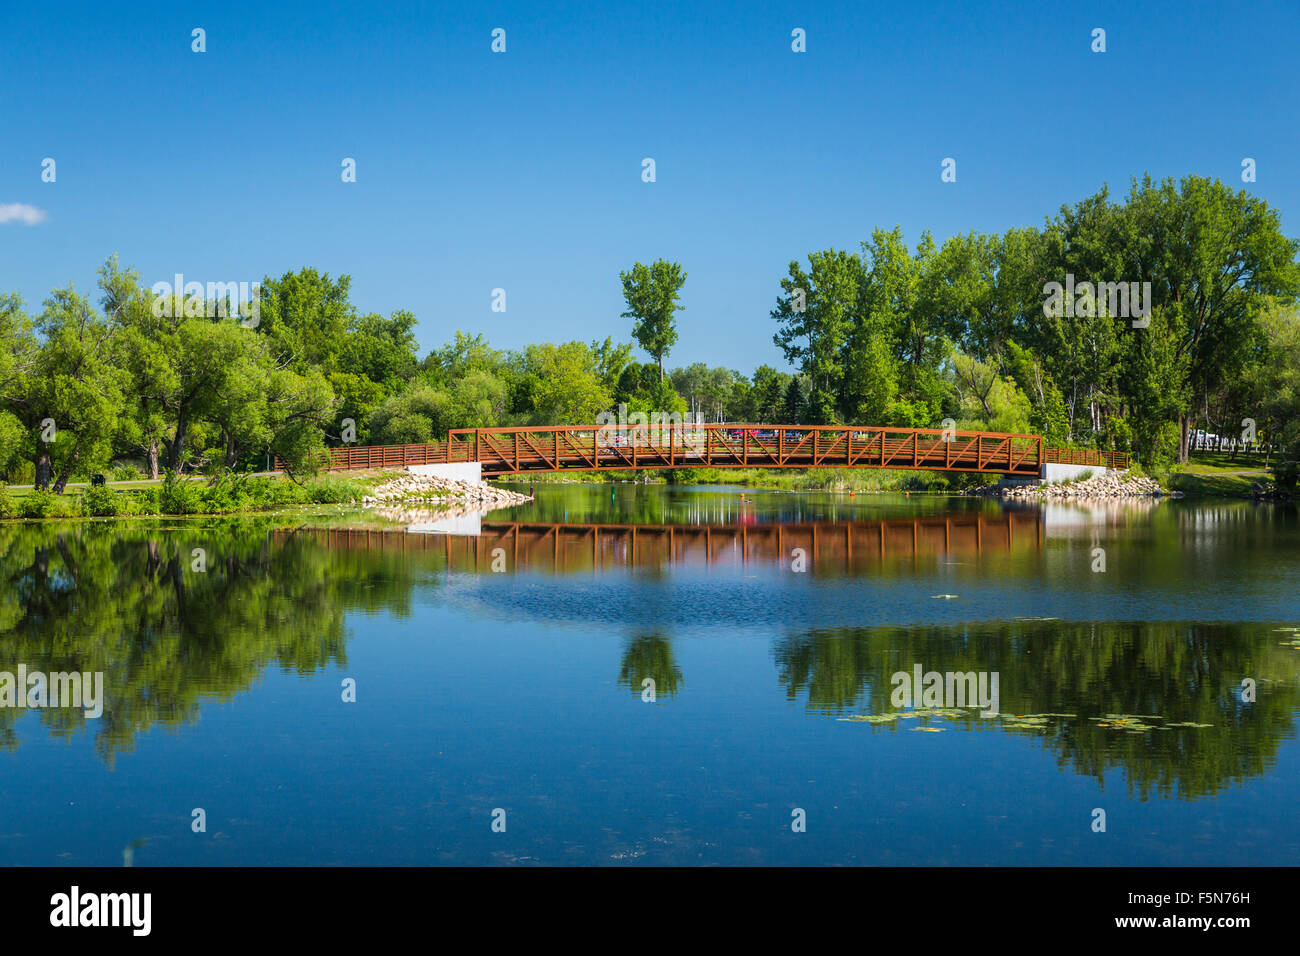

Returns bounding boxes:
[302,511,1043,574]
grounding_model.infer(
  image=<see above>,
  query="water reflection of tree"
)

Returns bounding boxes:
[773,621,1300,800]
[618,634,683,699]
[0,520,417,764]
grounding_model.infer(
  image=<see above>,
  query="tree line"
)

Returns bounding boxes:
[767,174,1300,465]
[2,172,1297,491]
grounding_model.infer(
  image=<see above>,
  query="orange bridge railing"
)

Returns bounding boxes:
[280,423,1128,475]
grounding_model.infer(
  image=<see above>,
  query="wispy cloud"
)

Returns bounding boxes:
[0,203,48,225]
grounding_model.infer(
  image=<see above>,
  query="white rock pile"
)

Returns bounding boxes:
[995,471,1165,500]
[361,473,532,510]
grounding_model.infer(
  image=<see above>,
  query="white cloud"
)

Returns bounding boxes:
[0,203,48,225]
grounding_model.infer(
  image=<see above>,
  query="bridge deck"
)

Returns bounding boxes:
[283,424,1128,474]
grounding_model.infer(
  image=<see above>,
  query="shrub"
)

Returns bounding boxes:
[1138,422,1182,470]
[200,470,252,513]
[109,463,144,482]
[307,477,361,504]
[258,478,311,507]
[130,487,161,515]
[80,485,122,517]
[0,485,12,518]
[5,461,35,486]
[159,470,203,515]
[19,489,56,519]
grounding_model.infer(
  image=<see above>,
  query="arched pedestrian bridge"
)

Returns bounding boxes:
[291,424,1128,477]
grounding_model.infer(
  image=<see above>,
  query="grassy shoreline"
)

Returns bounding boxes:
[0,471,391,521]
[1151,458,1280,498]
[2,457,1286,521]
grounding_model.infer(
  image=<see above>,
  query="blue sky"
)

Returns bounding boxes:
[3,0,1298,373]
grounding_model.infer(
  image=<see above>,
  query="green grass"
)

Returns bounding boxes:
[1185,451,1271,470]
[5,477,167,497]
[1,471,383,520]
[1173,461,1270,476]
[1153,454,1276,497]
[1161,471,1263,497]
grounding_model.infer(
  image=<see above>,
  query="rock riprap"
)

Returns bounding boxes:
[970,471,1166,499]
[362,473,532,509]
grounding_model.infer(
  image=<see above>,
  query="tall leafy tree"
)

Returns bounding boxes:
[1117,175,1300,460]
[28,286,127,491]
[257,268,354,372]
[101,256,175,476]
[517,341,612,424]
[772,249,862,422]
[0,294,36,477]
[750,365,791,422]
[620,259,686,382]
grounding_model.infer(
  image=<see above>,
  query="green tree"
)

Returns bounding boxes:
[750,365,792,422]
[27,286,127,492]
[614,361,661,407]
[336,309,419,389]
[1237,303,1300,483]
[518,341,612,424]
[772,250,862,422]
[0,294,36,478]
[368,369,507,443]
[257,268,355,372]
[423,331,506,382]
[1005,342,1070,444]
[101,256,176,476]
[591,337,634,392]
[950,351,1033,434]
[620,260,686,382]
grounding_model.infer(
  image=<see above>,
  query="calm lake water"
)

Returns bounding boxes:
[2,485,1298,866]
